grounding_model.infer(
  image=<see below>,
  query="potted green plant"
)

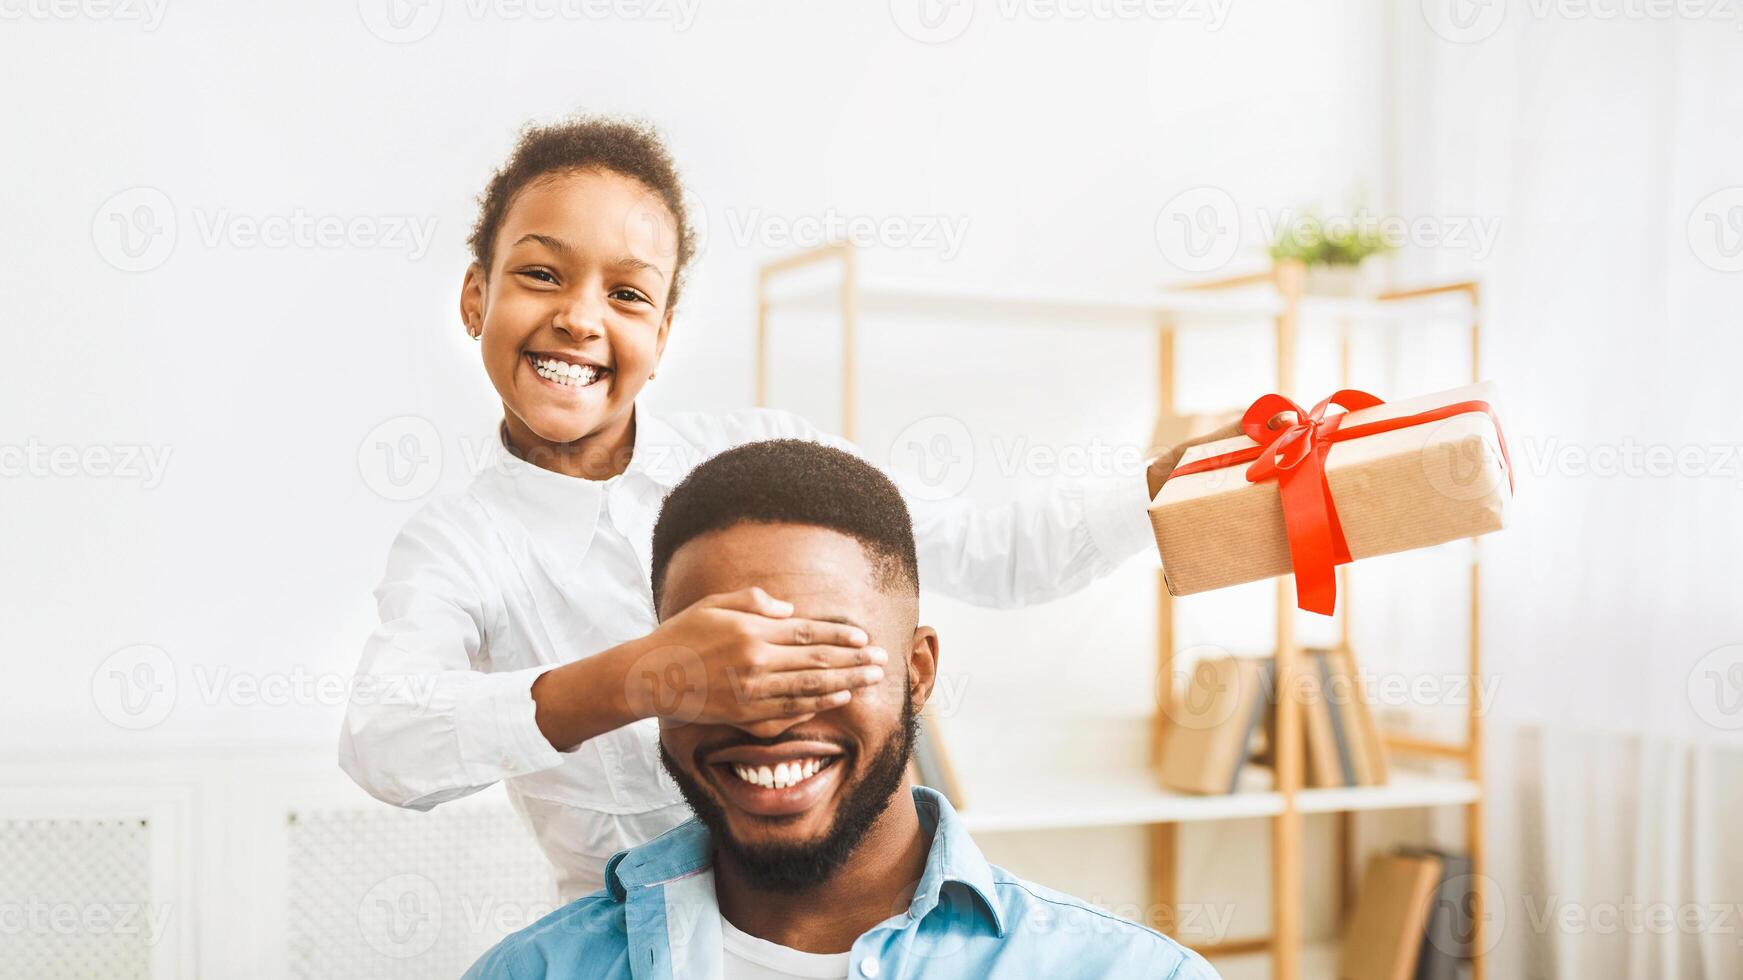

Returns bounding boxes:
[1268,209,1395,296]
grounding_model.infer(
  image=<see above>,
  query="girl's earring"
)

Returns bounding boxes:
[648,370,656,379]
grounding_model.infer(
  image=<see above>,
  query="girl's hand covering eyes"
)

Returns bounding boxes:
[626,587,888,727]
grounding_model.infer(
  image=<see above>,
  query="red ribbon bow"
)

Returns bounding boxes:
[1170,389,1513,616]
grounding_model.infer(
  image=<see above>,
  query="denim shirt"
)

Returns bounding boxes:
[463,787,1220,979]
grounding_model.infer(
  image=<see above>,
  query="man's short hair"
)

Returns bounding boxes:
[650,439,919,604]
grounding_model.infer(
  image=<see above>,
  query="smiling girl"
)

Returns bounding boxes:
[339,115,1224,901]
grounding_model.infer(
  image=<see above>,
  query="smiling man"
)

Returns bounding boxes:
[463,440,1218,980]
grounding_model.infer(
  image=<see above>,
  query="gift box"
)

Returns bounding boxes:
[1148,382,1513,614]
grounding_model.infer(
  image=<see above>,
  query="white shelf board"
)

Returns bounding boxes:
[762,276,1473,326]
[958,767,1280,833]
[1295,772,1480,815]
[943,715,1477,833]
[957,769,1479,834]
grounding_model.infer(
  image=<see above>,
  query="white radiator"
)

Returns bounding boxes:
[0,816,156,980]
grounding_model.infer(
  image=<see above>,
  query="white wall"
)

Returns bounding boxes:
[2,0,1393,968]
[2,0,1386,747]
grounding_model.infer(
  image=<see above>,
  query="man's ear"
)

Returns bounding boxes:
[460,262,487,339]
[907,626,939,711]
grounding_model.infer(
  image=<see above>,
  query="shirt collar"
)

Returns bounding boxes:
[908,786,1007,936]
[481,406,693,489]
[604,786,1007,936]
[471,407,697,558]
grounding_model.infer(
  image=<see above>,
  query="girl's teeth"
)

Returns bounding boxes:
[533,357,600,387]
[733,758,830,790]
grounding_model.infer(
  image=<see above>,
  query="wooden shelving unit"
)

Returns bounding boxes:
[755,242,1488,980]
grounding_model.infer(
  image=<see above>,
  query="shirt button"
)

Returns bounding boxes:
[858,958,880,978]
[502,757,518,772]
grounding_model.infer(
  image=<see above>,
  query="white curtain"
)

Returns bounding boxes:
[1388,7,1743,979]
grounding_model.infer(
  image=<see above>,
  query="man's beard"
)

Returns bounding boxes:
[659,694,918,892]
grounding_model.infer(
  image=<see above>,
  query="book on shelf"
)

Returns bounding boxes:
[1398,848,1475,980]
[1247,648,1389,789]
[1158,646,1391,794]
[1322,646,1389,785]
[1159,655,1275,794]
[1339,852,1444,980]
[1302,651,1348,787]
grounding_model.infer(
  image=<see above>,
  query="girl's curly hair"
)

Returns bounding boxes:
[468,114,697,309]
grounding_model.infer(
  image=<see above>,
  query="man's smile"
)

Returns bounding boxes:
[702,739,848,817]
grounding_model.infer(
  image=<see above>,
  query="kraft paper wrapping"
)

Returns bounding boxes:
[1148,382,1512,598]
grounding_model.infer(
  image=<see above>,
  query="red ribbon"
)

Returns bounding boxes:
[1169,390,1514,616]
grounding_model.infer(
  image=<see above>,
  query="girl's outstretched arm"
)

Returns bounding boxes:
[746,408,1218,609]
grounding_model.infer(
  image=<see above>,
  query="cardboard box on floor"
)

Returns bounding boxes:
[1149,382,1512,599]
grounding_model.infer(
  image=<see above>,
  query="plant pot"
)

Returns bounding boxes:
[1302,263,1370,297]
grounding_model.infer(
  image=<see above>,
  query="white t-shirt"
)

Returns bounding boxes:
[720,913,850,980]
[340,406,1154,900]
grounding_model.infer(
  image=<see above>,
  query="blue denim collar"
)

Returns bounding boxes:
[604,786,1006,936]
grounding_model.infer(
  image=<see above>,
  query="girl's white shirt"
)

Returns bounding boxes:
[338,407,1153,901]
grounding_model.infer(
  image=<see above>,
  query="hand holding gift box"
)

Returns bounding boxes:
[1148,382,1514,615]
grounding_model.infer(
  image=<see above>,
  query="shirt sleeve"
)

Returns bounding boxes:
[744,408,1157,609]
[338,500,567,810]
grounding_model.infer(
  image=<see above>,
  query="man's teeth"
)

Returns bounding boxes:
[533,357,602,387]
[731,758,830,790]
